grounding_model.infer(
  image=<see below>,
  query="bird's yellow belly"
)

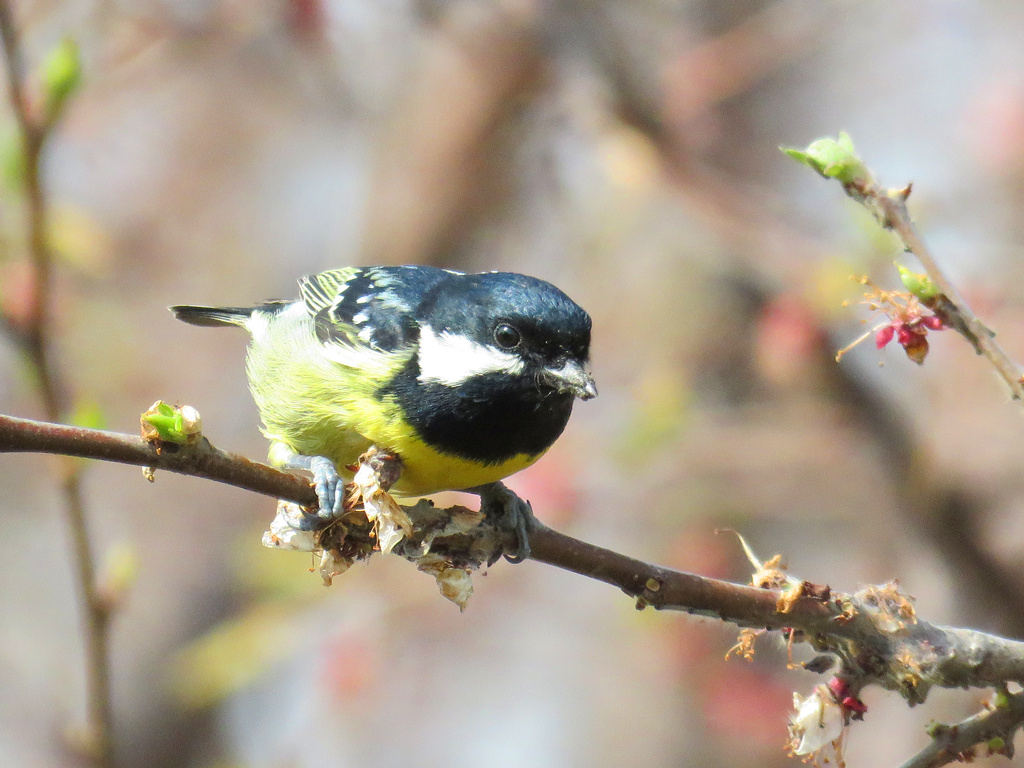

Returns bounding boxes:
[387,439,543,496]
[264,404,544,497]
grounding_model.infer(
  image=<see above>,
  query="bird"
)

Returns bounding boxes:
[171,265,596,561]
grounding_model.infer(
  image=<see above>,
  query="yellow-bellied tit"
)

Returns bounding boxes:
[171,265,596,561]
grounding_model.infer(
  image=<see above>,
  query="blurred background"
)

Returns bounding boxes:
[3,0,1024,766]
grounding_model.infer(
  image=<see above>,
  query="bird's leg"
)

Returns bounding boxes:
[466,481,537,564]
[281,453,345,528]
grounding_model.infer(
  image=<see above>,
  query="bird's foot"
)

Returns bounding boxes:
[468,481,536,564]
[283,454,345,529]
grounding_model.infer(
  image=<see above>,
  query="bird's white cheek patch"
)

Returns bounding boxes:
[417,326,524,386]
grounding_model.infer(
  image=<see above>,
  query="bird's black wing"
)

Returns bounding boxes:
[299,266,458,353]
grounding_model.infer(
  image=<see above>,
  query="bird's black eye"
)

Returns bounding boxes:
[493,322,521,350]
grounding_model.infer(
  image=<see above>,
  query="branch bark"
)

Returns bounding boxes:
[896,689,1024,768]
[5,413,1024,704]
[0,413,317,503]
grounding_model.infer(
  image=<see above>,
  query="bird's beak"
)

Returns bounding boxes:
[544,359,598,400]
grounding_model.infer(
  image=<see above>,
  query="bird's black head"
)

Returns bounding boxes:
[381,270,596,465]
[414,271,596,400]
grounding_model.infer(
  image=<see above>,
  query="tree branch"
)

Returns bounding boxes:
[0,413,317,504]
[785,134,1024,402]
[5,412,1024,724]
[0,0,60,416]
[897,689,1024,768]
[876,192,1024,399]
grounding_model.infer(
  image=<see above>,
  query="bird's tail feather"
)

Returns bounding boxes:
[170,305,255,328]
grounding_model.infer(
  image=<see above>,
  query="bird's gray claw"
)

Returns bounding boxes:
[284,454,345,528]
[308,455,344,519]
[473,482,536,564]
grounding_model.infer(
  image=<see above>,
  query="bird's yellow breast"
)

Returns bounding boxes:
[379,432,544,496]
[265,401,544,496]
[249,310,543,496]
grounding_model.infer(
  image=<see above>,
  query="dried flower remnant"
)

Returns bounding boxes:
[350,453,412,555]
[787,676,867,766]
[262,501,318,553]
[835,276,947,365]
[260,450,483,607]
[417,555,474,612]
[788,684,846,765]
[856,581,917,633]
[730,531,811,612]
[725,628,763,661]
[827,677,868,721]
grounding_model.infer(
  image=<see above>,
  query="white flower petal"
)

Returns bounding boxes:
[261,501,317,552]
[789,685,844,756]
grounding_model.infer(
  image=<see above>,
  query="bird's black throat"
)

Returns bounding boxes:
[381,362,575,464]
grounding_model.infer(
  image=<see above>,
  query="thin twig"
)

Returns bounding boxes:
[876,192,1024,401]
[897,690,1024,768]
[0,0,59,415]
[786,136,1024,402]
[0,413,317,501]
[0,8,112,767]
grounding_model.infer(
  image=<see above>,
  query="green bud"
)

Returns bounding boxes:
[141,400,203,445]
[41,37,82,122]
[897,264,940,301]
[987,736,1006,751]
[781,132,871,186]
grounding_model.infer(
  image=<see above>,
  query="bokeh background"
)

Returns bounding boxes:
[3,0,1024,766]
